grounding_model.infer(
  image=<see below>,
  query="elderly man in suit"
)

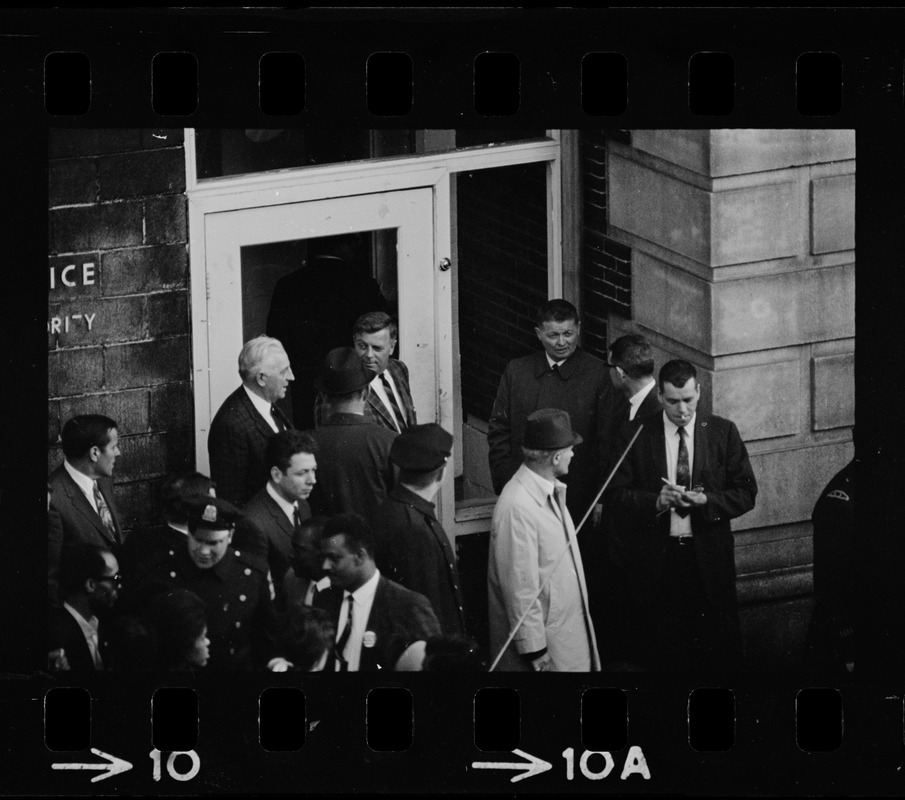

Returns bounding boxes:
[237,430,318,608]
[316,512,440,672]
[487,299,621,531]
[606,359,758,671]
[488,409,600,673]
[48,414,123,606]
[309,347,397,520]
[207,336,295,508]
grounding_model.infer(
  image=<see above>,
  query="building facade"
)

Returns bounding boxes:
[48,128,854,668]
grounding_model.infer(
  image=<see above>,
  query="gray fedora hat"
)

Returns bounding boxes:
[523,408,583,450]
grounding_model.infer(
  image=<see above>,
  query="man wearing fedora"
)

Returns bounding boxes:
[487,408,600,672]
[308,347,398,520]
[373,423,467,636]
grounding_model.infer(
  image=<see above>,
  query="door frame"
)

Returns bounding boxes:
[184,130,564,538]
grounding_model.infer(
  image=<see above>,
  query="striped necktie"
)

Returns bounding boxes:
[335,594,354,672]
[93,482,118,543]
[379,372,407,431]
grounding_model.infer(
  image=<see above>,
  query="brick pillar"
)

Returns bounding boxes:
[607,130,855,667]
[48,129,193,535]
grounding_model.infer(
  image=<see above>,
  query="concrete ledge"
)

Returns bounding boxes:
[740,440,854,530]
[631,129,855,177]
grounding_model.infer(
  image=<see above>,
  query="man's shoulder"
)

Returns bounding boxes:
[210,387,248,423]
[697,414,738,437]
[243,487,276,515]
[48,463,72,491]
[377,575,431,609]
[387,358,410,382]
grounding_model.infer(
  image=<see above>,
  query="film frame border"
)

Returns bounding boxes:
[1,6,903,796]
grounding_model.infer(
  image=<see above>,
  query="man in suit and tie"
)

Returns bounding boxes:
[48,543,121,671]
[314,312,417,431]
[606,359,758,671]
[237,430,318,607]
[607,334,660,427]
[316,512,441,672]
[48,414,123,606]
[487,299,621,531]
[207,336,295,507]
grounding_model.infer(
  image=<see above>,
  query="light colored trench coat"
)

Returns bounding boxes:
[487,464,601,672]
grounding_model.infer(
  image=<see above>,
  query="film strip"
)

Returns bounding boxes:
[1,7,903,796]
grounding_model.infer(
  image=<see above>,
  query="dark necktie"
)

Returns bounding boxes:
[551,362,563,379]
[271,404,288,431]
[293,504,302,536]
[379,372,407,431]
[93,481,119,543]
[335,594,354,672]
[675,427,691,518]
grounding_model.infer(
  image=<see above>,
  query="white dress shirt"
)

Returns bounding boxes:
[63,459,99,513]
[243,385,280,433]
[63,601,103,669]
[266,481,297,524]
[628,380,656,421]
[334,569,380,672]
[663,411,696,537]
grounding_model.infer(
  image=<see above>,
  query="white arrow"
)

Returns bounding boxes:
[52,747,133,783]
[472,748,552,783]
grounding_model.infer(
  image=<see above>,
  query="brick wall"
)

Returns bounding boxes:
[457,163,549,421]
[48,129,192,535]
[580,129,632,360]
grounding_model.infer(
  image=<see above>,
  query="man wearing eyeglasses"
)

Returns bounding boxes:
[48,543,121,671]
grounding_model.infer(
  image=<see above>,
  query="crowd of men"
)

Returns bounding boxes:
[50,294,869,675]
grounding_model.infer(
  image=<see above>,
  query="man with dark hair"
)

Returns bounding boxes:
[48,543,121,671]
[373,423,467,635]
[608,334,659,424]
[120,471,216,578]
[237,430,318,606]
[207,335,295,507]
[316,512,440,672]
[309,347,397,519]
[130,496,290,671]
[48,414,123,605]
[606,359,758,671]
[267,234,389,428]
[487,298,620,526]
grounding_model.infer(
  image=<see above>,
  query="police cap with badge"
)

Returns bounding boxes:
[185,495,244,533]
[389,423,453,473]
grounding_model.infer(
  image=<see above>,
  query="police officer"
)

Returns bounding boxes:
[806,448,857,676]
[372,423,467,636]
[131,496,290,671]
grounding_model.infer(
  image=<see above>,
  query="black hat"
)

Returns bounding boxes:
[390,423,453,472]
[523,408,583,450]
[185,496,244,532]
[314,347,373,395]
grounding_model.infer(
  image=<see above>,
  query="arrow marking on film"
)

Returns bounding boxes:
[52,747,133,783]
[472,749,552,783]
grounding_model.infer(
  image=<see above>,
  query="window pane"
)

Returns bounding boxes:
[455,161,548,505]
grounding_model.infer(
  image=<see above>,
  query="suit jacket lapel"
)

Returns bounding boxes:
[692,416,709,488]
[367,389,396,429]
[264,493,294,543]
[387,360,414,426]
[62,470,118,547]
[239,387,277,440]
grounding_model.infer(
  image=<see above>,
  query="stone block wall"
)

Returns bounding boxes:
[607,130,855,668]
[48,129,192,534]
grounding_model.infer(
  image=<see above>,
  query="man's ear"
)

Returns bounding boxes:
[270,466,282,484]
[88,445,100,463]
